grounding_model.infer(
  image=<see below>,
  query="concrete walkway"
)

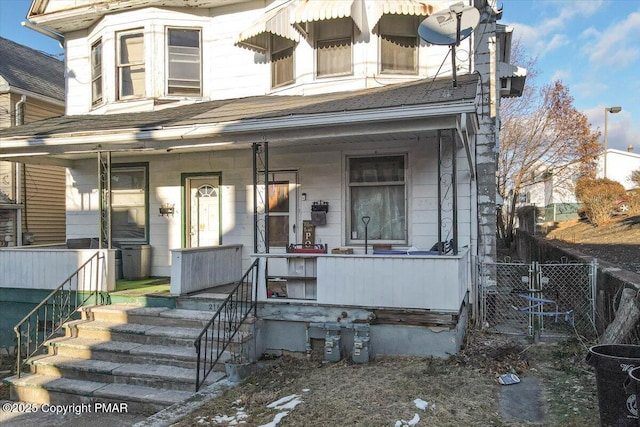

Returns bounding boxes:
[498,375,547,424]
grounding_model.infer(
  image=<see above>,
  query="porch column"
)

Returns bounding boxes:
[252,142,269,253]
[98,151,112,249]
[437,130,458,255]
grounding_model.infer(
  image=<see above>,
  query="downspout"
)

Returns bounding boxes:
[14,95,26,246]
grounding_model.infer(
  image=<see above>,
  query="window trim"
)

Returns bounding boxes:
[116,29,146,100]
[91,38,103,106]
[166,27,202,97]
[111,162,149,244]
[346,154,408,245]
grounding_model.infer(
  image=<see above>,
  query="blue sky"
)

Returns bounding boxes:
[0,0,637,152]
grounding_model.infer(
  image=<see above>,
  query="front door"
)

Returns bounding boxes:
[267,171,298,251]
[184,174,221,248]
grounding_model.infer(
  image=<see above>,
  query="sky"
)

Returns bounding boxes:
[0,0,637,153]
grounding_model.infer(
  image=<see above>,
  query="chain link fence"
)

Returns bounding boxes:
[478,259,597,339]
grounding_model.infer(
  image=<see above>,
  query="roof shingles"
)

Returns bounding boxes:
[0,74,478,140]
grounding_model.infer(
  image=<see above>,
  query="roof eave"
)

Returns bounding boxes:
[0,100,477,157]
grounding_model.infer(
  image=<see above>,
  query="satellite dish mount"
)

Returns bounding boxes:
[418,3,480,88]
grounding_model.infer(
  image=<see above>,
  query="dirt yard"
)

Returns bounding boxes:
[172,332,598,427]
[545,215,640,274]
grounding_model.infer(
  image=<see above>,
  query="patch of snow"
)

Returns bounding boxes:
[414,398,428,411]
[267,394,299,409]
[408,413,420,425]
[258,411,289,427]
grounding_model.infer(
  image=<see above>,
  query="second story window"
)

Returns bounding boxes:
[379,15,418,74]
[167,28,201,96]
[91,39,103,105]
[271,34,295,88]
[316,18,353,78]
[117,30,145,99]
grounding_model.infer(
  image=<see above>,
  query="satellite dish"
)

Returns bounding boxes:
[418,3,480,87]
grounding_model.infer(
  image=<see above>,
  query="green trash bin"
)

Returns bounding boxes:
[587,344,640,426]
[121,244,151,280]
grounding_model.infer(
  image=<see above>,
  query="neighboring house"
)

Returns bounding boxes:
[0,36,66,246]
[600,147,640,190]
[0,0,525,356]
[517,163,581,223]
[517,147,640,224]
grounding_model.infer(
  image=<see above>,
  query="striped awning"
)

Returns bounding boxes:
[291,0,364,33]
[370,0,437,28]
[236,1,299,53]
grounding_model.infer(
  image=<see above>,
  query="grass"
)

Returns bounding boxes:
[172,332,600,427]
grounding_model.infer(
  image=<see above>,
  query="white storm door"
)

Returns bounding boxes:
[186,176,220,248]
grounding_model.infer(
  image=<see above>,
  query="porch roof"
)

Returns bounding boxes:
[0,74,479,164]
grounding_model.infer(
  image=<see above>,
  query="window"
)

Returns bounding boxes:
[379,15,418,74]
[271,35,295,88]
[117,30,145,99]
[111,164,148,242]
[91,39,103,105]
[348,155,406,243]
[268,181,290,247]
[316,18,352,78]
[167,28,201,96]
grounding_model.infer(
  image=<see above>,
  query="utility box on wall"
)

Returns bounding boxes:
[352,324,371,363]
[324,323,341,362]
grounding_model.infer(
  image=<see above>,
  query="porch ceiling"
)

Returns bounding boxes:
[0,74,479,166]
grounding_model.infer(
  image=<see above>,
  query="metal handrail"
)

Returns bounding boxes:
[194,258,259,391]
[13,251,105,377]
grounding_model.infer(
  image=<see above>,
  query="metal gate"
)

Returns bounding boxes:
[478,259,597,338]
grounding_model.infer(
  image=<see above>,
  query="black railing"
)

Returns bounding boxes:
[194,258,259,391]
[14,251,105,377]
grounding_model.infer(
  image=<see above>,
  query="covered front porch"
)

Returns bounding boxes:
[0,77,483,354]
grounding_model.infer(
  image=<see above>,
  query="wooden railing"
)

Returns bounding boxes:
[14,251,105,377]
[193,258,259,391]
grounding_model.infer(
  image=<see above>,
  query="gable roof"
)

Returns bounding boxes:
[0,36,64,102]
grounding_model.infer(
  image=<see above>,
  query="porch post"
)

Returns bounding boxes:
[451,129,458,255]
[437,130,442,247]
[252,142,269,253]
[98,151,112,249]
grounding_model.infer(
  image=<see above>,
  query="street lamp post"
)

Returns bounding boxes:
[604,106,622,178]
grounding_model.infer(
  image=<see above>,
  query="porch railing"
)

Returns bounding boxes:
[14,251,105,377]
[194,258,259,391]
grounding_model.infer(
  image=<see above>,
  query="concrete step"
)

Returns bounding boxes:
[28,354,224,392]
[5,373,193,415]
[63,319,251,350]
[47,336,202,369]
[82,304,256,329]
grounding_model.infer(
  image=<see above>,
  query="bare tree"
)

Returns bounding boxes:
[497,46,601,244]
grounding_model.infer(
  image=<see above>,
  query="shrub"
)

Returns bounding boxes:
[574,177,625,225]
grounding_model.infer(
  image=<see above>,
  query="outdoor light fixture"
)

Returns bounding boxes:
[604,106,622,178]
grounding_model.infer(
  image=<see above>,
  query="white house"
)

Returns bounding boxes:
[0,0,525,357]
[600,147,640,190]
